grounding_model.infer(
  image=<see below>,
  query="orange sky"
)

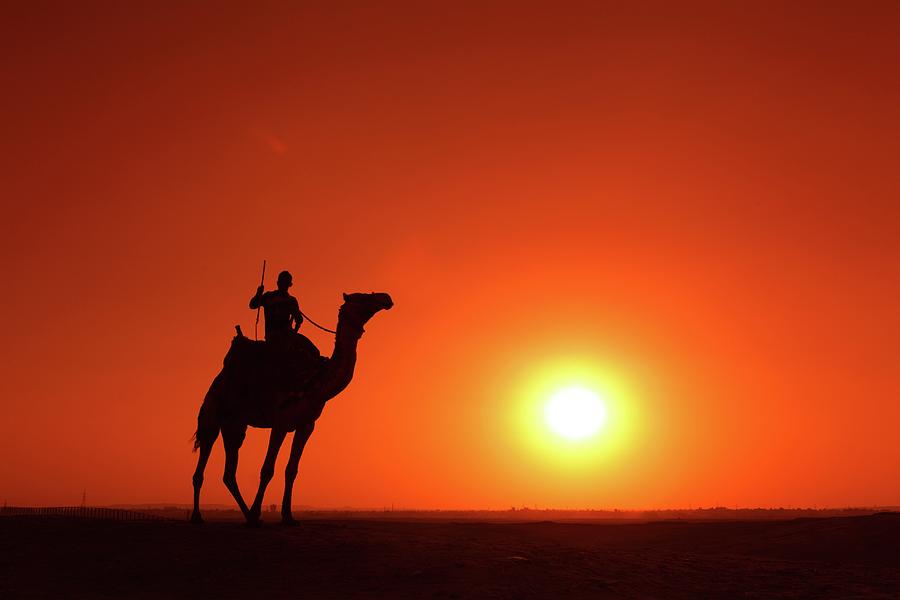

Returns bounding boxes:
[3,2,900,510]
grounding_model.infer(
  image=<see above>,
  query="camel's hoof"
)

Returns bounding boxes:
[246,516,263,528]
[190,513,204,525]
[282,515,299,526]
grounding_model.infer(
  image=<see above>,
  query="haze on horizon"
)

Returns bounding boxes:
[2,2,900,511]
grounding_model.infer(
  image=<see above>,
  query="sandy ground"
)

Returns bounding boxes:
[2,513,900,599]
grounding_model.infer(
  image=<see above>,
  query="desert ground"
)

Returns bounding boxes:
[2,513,899,599]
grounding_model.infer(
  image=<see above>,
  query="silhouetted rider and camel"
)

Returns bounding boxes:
[191,266,393,525]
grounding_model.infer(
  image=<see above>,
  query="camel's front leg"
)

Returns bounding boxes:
[247,428,288,525]
[282,422,315,525]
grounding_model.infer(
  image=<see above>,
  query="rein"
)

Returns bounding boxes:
[300,310,337,335]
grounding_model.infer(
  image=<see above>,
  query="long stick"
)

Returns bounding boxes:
[255,259,266,340]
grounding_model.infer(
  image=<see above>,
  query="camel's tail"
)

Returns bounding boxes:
[192,375,223,452]
[192,406,219,452]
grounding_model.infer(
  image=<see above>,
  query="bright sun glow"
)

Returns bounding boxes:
[544,386,608,440]
[508,356,638,470]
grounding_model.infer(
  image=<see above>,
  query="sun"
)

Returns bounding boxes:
[544,386,608,440]
[508,356,637,467]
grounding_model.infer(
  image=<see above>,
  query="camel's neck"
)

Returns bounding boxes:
[319,308,365,400]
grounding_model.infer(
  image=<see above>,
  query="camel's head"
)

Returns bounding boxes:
[339,292,393,332]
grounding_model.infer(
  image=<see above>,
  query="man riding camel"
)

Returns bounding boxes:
[250,270,302,343]
[250,270,320,360]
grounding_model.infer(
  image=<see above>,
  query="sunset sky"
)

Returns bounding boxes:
[3,2,900,510]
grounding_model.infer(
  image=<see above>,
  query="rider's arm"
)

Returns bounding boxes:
[249,286,265,309]
[291,298,303,331]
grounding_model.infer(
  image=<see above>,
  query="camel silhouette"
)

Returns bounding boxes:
[191,292,393,525]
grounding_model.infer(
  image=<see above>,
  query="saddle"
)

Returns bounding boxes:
[226,326,327,394]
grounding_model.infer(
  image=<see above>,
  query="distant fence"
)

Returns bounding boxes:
[0,506,172,521]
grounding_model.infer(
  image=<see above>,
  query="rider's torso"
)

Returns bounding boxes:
[261,291,300,338]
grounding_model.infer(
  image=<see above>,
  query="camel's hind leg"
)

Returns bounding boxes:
[221,425,251,519]
[191,405,220,524]
[191,436,216,523]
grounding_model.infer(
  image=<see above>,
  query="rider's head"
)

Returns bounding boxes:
[277,270,293,291]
